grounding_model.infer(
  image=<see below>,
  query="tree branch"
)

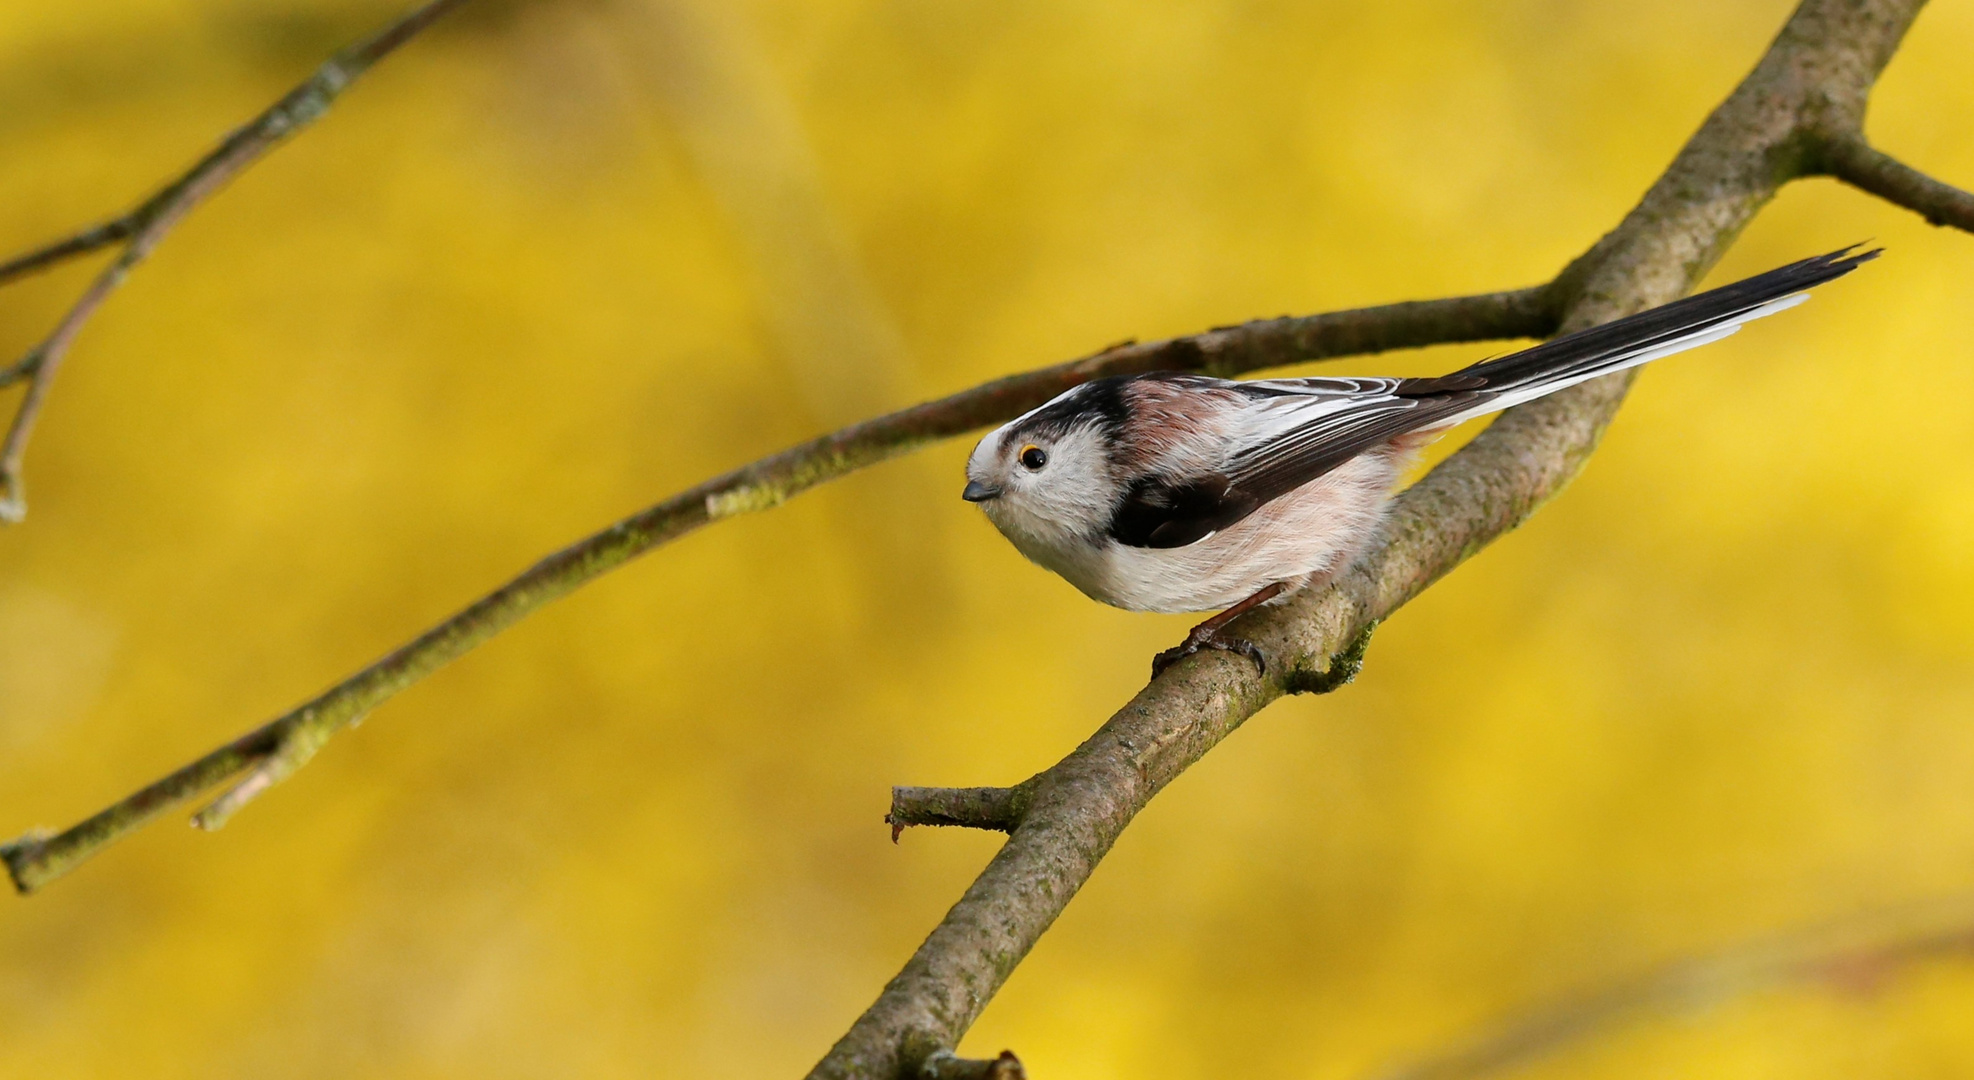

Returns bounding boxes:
[5,0,1964,1072]
[1,286,1558,893]
[0,0,471,523]
[1817,131,1974,232]
[0,220,136,290]
[805,1,1944,1075]
[1374,895,1974,1080]
[884,624,1373,842]
[888,786,1027,840]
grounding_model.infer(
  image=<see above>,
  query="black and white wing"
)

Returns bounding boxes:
[1105,377,1476,548]
[1106,245,1878,549]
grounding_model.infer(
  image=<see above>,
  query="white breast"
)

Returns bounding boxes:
[1062,448,1408,613]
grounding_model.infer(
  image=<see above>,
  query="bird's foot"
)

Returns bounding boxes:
[1151,627,1266,680]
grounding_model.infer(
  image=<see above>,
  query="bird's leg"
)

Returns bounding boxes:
[1151,581,1286,680]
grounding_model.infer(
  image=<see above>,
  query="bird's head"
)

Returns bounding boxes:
[963,380,1125,548]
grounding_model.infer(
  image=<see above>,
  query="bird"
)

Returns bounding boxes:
[961,246,1878,679]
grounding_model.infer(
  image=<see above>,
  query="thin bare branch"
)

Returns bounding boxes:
[806,1,1939,1075]
[0,0,471,523]
[0,219,136,288]
[1818,132,1974,232]
[1,286,1558,893]
[1374,895,1974,1080]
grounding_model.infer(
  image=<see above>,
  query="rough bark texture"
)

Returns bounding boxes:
[805,2,1948,1076]
[888,786,1029,839]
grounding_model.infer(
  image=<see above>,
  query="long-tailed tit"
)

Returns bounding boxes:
[962,247,1877,677]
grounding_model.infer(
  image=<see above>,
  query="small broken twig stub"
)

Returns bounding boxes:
[887,786,1029,840]
[0,830,55,893]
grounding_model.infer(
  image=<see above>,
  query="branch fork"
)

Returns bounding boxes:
[191,714,347,832]
[0,0,469,523]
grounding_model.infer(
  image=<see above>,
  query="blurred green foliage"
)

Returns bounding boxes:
[1,0,1972,1076]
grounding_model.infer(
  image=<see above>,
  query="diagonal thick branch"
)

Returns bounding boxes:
[2,286,1558,893]
[807,1,1951,1075]
[0,0,470,522]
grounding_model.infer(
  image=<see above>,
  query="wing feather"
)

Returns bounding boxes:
[1102,246,1876,550]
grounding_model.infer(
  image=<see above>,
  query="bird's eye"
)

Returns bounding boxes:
[1019,445,1048,471]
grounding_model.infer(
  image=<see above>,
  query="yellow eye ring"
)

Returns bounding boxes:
[1018,444,1048,471]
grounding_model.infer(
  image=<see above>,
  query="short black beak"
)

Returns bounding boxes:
[962,480,1002,503]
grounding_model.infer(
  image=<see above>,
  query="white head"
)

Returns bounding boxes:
[963,382,1125,554]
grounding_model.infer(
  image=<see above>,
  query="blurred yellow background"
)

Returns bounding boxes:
[3,0,1973,1076]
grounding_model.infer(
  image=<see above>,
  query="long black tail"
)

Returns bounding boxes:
[1413,246,1879,409]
